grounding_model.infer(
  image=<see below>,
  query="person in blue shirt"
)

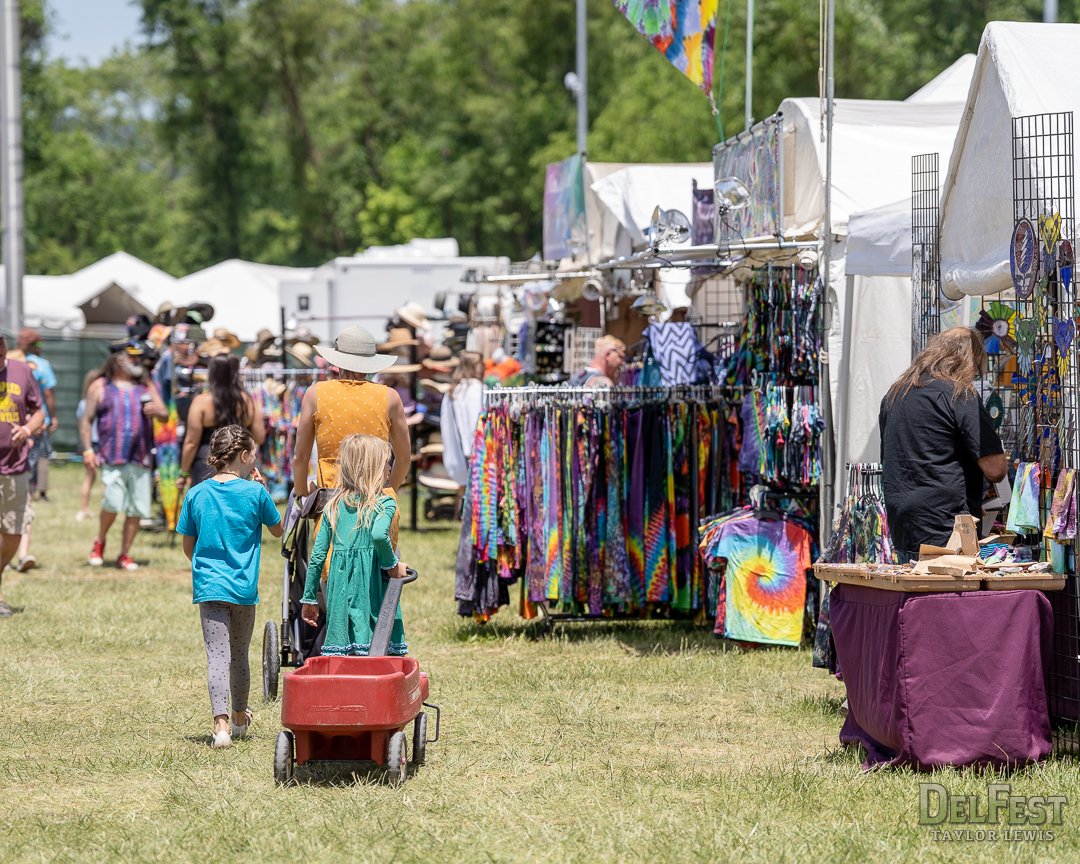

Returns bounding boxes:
[177,424,282,749]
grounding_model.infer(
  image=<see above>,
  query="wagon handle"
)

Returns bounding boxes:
[369,568,418,657]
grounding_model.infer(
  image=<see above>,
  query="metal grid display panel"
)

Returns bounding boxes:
[563,326,603,375]
[911,153,941,358]
[688,275,746,361]
[1008,112,1080,753]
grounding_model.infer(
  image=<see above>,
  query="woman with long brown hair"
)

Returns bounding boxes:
[879,326,1008,560]
[179,354,266,488]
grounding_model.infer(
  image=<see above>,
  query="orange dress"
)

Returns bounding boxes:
[313,379,399,546]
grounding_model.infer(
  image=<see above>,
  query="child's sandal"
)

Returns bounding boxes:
[232,709,254,738]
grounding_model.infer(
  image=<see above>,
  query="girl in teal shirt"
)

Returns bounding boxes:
[177,425,283,748]
[300,434,410,656]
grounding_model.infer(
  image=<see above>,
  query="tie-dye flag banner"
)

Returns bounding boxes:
[612,0,719,94]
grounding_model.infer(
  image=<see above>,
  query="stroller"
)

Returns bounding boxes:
[261,490,326,700]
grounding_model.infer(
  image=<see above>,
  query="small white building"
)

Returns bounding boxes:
[279,239,510,342]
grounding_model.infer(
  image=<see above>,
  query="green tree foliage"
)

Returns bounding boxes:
[15,0,1071,273]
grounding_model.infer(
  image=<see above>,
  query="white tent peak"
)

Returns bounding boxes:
[906,54,976,104]
[177,259,314,341]
[940,21,1080,297]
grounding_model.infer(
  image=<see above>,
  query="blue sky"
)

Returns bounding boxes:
[49,0,144,66]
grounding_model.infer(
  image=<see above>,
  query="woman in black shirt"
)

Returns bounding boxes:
[879,327,1008,560]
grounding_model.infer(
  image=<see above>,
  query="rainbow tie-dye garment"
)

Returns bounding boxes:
[712,516,812,646]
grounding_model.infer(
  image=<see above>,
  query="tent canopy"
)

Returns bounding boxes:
[776,97,965,242]
[940,22,1080,298]
[906,54,977,104]
[176,259,314,342]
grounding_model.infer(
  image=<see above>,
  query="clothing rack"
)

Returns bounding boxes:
[482,383,735,408]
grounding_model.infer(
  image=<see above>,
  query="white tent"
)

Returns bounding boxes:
[176,260,314,342]
[940,22,1080,298]
[718,62,968,510]
[21,252,180,332]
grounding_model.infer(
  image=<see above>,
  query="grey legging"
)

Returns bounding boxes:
[199,602,256,718]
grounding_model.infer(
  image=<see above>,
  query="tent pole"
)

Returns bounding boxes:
[0,0,24,334]
[819,0,836,545]
[745,0,754,131]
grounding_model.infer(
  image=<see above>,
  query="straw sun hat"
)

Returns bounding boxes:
[313,326,399,374]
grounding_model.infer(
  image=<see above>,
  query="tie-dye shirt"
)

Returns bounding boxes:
[711,516,812,646]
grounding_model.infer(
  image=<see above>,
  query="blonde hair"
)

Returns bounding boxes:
[451,351,484,392]
[325,434,393,535]
[885,326,987,405]
[595,335,626,354]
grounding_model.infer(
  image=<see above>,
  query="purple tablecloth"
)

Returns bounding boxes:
[831,584,1053,770]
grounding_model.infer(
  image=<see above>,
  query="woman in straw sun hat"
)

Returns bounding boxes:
[291,326,412,525]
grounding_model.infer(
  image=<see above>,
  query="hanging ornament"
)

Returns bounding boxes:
[985,391,1005,430]
[1016,315,1038,377]
[975,301,1017,354]
[1054,316,1075,381]
[1012,219,1040,299]
[1060,238,1074,292]
[1040,211,1062,256]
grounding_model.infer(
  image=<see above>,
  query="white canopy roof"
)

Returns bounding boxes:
[776,96,965,241]
[176,259,314,342]
[940,22,1080,297]
[590,162,713,248]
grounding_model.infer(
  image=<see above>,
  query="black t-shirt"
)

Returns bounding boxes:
[879,378,1004,555]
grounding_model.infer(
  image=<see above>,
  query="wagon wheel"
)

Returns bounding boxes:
[412,713,428,767]
[385,731,408,786]
[262,620,280,702]
[274,731,294,786]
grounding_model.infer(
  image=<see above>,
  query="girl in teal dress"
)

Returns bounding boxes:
[300,434,410,655]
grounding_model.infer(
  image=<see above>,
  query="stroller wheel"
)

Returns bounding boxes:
[262,620,280,701]
[274,731,294,786]
[385,731,408,786]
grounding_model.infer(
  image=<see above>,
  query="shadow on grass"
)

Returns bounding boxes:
[287,760,427,788]
[451,616,746,655]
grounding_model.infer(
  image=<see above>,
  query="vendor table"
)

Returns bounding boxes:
[830,583,1054,770]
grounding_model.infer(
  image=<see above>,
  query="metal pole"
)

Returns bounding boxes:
[819,0,836,545]
[576,0,587,157]
[0,0,24,334]
[745,0,754,131]
[1045,0,1058,23]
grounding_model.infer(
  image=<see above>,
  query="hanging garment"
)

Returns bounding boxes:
[645,323,708,386]
[708,515,813,647]
[1006,461,1043,534]
[1045,468,1077,541]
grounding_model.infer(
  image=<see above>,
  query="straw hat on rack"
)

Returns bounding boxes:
[213,328,242,350]
[313,325,400,375]
[396,302,430,331]
[285,340,317,368]
[378,327,420,352]
[198,338,233,358]
[419,378,451,396]
[245,328,277,363]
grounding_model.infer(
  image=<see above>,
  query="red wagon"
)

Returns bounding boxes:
[274,569,440,785]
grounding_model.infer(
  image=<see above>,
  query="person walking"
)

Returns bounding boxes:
[10,328,57,502]
[292,326,411,499]
[6,329,58,572]
[80,346,168,571]
[75,368,103,521]
[440,351,484,486]
[178,354,265,490]
[0,329,45,616]
[177,425,283,748]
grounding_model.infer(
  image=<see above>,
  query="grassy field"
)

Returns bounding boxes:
[0,464,1077,863]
